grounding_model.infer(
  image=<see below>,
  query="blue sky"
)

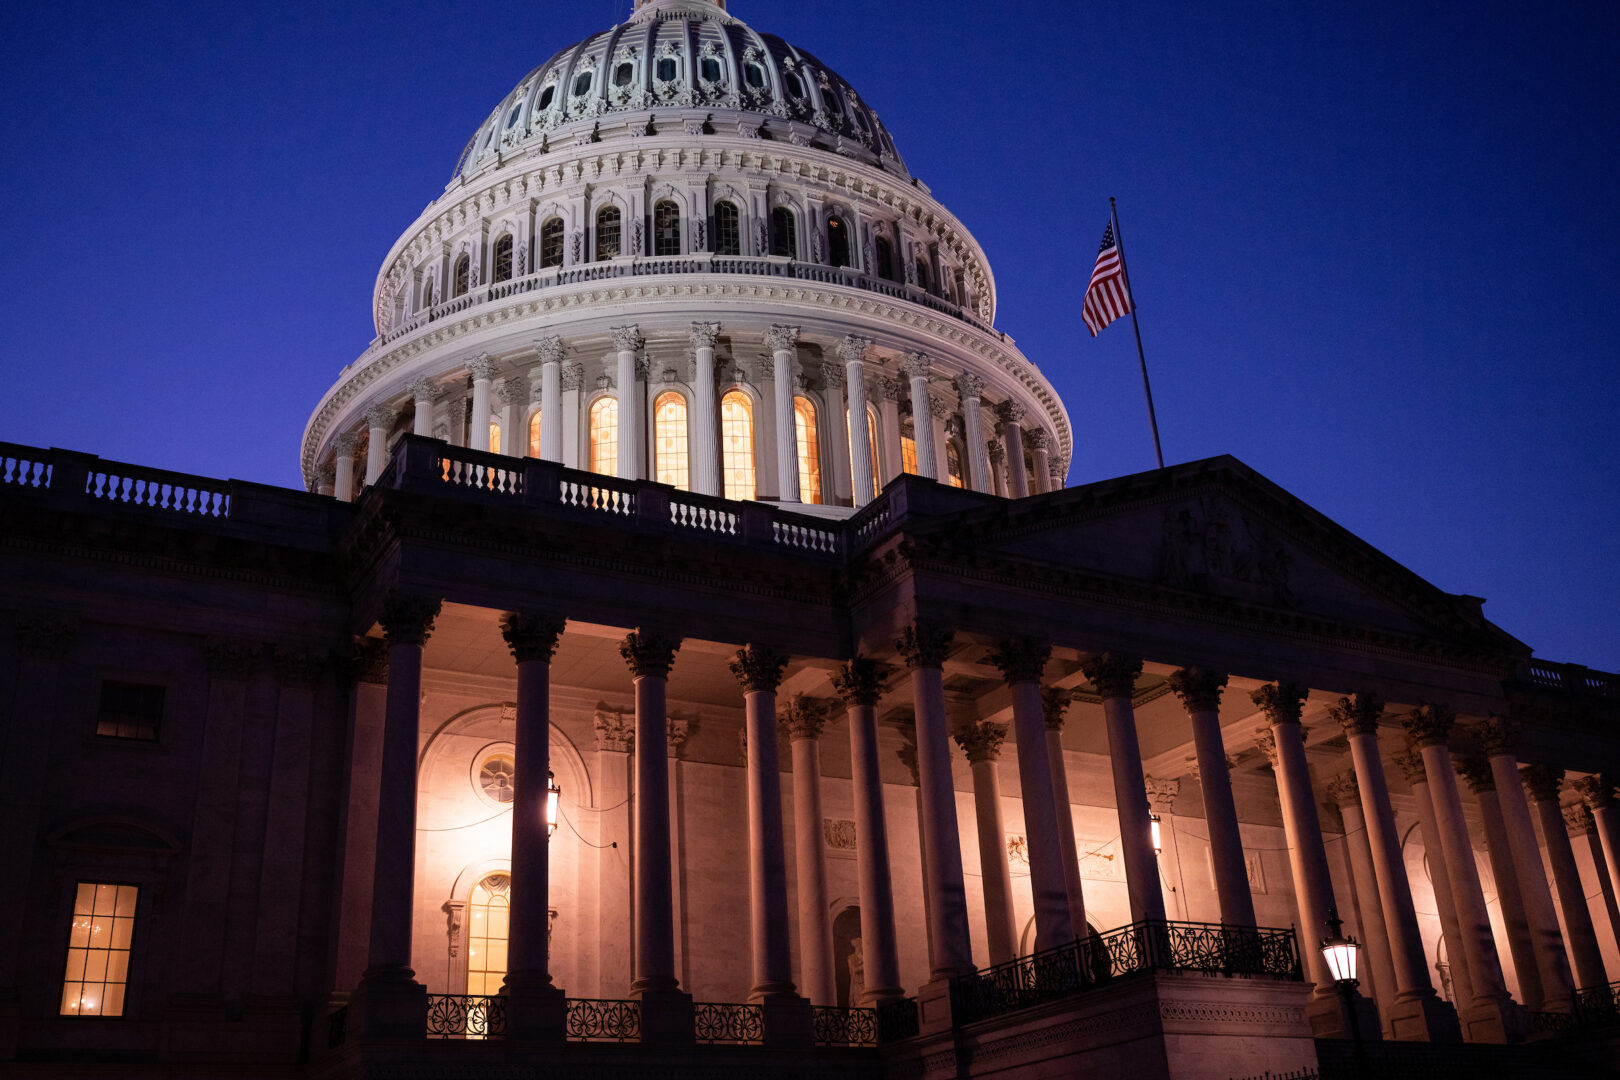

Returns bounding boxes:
[2,1,1616,666]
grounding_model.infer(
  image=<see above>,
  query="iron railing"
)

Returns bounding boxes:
[811,1005,877,1047]
[425,993,507,1039]
[693,1001,764,1044]
[875,996,920,1043]
[565,998,641,1042]
[954,920,1302,1025]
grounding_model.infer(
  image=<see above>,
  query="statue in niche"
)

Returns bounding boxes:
[846,938,864,1006]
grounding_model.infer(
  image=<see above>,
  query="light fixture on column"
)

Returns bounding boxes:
[546,770,561,838]
[1320,907,1367,1066]
[1149,811,1163,855]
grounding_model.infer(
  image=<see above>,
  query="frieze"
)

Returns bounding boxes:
[1157,496,1294,608]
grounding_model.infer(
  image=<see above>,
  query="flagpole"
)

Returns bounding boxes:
[1109,196,1165,469]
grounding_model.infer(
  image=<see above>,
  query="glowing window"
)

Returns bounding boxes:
[826,216,849,267]
[466,873,510,998]
[96,681,162,741]
[595,206,621,260]
[60,882,136,1017]
[493,234,514,283]
[946,440,965,488]
[479,753,515,803]
[588,397,617,475]
[539,218,564,269]
[713,201,740,256]
[488,421,501,455]
[654,392,689,490]
[771,207,796,258]
[794,396,821,504]
[720,390,755,501]
[528,411,542,457]
[453,254,470,297]
[654,200,681,257]
[900,417,918,475]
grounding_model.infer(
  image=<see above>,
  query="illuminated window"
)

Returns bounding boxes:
[479,753,515,803]
[528,411,542,457]
[96,681,162,741]
[946,440,965,488]
[654,200,681,257]
[654,392,689,490]
[60,882,136,1017]
[453,254,470,297]
[793,396,821,504]
[713,201,740,256]
[720,390,755,501]
[466,873,510,998]
[493,234,514,283]
[827,216,850,267]
[771,207,796,258]
[539,217,564,268]
[595,206,621,260]
[488,421,501,455]
[900,417,918,475]
[588,397,617,475]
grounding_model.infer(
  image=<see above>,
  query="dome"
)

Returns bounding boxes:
[450,0,908,186]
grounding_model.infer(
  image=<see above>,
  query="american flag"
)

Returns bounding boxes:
[1082,221,1133,337]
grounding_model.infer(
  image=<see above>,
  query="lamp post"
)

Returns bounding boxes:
[546,770,560,838]
[1321,907,1367,1074]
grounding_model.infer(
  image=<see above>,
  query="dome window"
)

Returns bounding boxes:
[826,216,850,268]
[588,397,617,475]
[720,390,756,501]
[595,206,622,260]
[653,200,681,257]
[784,71,805,99]
[573,71,593,97]
[713,201,741,256]
[613,62,634,88]
[656,57,678,82]
[505,103,522,129]
[700,57,723,84]
[914,258,930,292]
[770,207,797,258]
[538,85,555,110]
[453,254,470,297]
[794,396,822,504]
[875,236,894,281]
[653,392,689,490]
[492,234,514,283]
[823,88,842,115]
[946,440,965,488]
[539,218,565,269]
[745,62,767,90]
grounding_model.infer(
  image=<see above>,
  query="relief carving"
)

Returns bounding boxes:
[1157,497,1294,607]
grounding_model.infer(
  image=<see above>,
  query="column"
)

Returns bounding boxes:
[729,647,798,1000]
[561,363,583,469]
[840,336,875,506]
[536,336,565,463]
[498,376,529,457]
[468,354,497,452]
[357,593,439,1037]
[928,397,950,485]
[990,639,1074,951]
[331,639,387,996]
[766,326,801,503]
[333,434,358,502]
[781,695,835,1005]
[611,326,642,480]
[953,721,1018,965]
[1329,693,1456,1041]
[986,440,1007,498]
[1572,773,1620,944]
[1080,654,1163,922]
[667,714,691,989]
[1026,430,1051,494]
[315,463,335,497]
[1048,463,1065,493]
[876,377,903,485]
[592,708,634,997]
[408,379,437,437]
[1526,766,1609,988]
[1392,749,1478,1013]
[1453,754,1541,1009]
[955,373,992,493]
[1041,688,1089,940]
[1325,772,1400,1026]
[499,613,566,1039]
[1567,802,1620,962]
[894,624,975,979]
[996,401,1029,498]
[822,362,853,505]
[689,323,721,496]
[831,659,903,1003]
[1168,669,1256,928]
[364,405,393,484]
[1400,705,1515,1042]
[901,352,938,480]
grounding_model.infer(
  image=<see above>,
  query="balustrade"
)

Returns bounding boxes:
[692,1001,764,1044]
[811,1005,878,1047]
[425,993,507,1039]
[564,998,641,1042]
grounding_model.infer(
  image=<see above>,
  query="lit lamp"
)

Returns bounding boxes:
[546,770,561,839]
[1320,907,1367,1069]
[1149,812,1163,855]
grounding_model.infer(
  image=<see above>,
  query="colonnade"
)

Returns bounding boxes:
[350,595,1620,1046]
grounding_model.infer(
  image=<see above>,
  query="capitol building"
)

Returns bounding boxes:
[1,1,1617,1078]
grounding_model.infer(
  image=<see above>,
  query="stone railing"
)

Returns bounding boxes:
[565,997,640,1042]
[1523,658,1620,699]
[952,920,1302,1026]
[375,255,996,349]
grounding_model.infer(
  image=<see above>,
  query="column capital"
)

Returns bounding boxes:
[954,372,984,400]
[1476,714,1519,756]
[1391,747,1427,785]
[467,353,499,381]
[610,325,643,353]
[561,362,586,392]
[690,321,722,350]
[534,334,566,365]
[988,636,1051,685]
[15,617,75,655]
[994,400,1026,426]
[667,713,692,755]
[730,644,789,692]
[952,720,1006,764]
[820,361,846,389]
[986,439,1005,463]
[272,645,326,688]
[902,351,932,378]
[832,657,889,706]
[1454,753,1495,794]
[763,324,800,352]
[836,335,871,365]
[1080,653,1143,700]
[407,377,438,402]
[333,432,361,455]
[1023,428,1050,452]
[895,623,954,670]
[1146,775,1181,813]
[1329,692,1384,738]
[1520,763,1565,803]
[621,631,680,678]
[1167,668,1227,713]
[1250,682,1307,726]
[1323,770,1360,808]
[364,403,396,430]
[1571,773,1617,811]
[1400,703,1456,748]
[778,693,829,740]
[1564,800,1597,836]
[928,394,949,420]
[1041,687,1071,731]
[377,593,440,647]
[205,639,260,679]
[346,636,389,684]
[500,612,565,663]
[594,707,634,751]
[1254,728,1280,768]
[497,377,529,406]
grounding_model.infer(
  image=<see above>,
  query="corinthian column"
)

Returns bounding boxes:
[1025,430,1051,494]
[611,326,643,480]
[953,720,1018,965]
[840,336,876,506]
[1393,748,1477,1013]
[536,336,565,462]
[620,632,681,994]
[333,433,359,502]
[821,362,852,504]
[986,440,1007,498]
[955,373,992,493]
[364,404,394,484]
[408,379,437,438]
[766,326,801,503]
[1565,801,1620,967]
[902,353,938,480]
[1325,771,1400,1026]
[1168,669,1255,928]
[1453,754,1540,1009]
[688,323,721,495]
[497,376,528,456]
[1522,766,1607,990]
[1080,653,1162,922]
[780,695,835,1005]
[830,658,903,1002]
[989,639,1074,951]
[1573,773,1620,949]
[996,401,1029,498]
[468,354,497,452]
[1041,688,1088,939]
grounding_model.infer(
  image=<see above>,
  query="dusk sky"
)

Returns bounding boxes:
[2,1,1615,667]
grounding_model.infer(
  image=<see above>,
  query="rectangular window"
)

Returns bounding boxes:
[61,882,137,1017]
[96,681,163,741]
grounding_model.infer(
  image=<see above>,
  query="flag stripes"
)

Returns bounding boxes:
[1082,221,1133,337]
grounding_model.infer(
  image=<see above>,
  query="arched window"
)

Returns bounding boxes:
[488,421,501,455]
[653,392,689,490]
[595,206,621,260]
[653,200,681,257]
[588,397,617,474]
[537,85,555,110]
[874,236,893,281]
[793,396,821,504]
[493,234,514,283]
[527,411,542,457]
[945,440,965,488]
[466,872,510,997]
[900,417,919,475]
[539,217,564,269]
[771,207,797,258]
[453,254,470,297]
[713,201,741,256]
[914,258,930,292]
[826,217,850,267]
[421,277,435,310]
[720,390,755,501]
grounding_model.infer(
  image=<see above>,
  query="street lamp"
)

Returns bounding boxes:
[546,770,561,838]
[1320,907,1367,1073]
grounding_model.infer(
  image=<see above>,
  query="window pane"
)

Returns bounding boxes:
[540,219,564,268]
[589,397,618,475]
[538,85,555,110]
[654,392,689,490]
[657,57,677,82]
[596,207,621,260]
[901,419,918,475]
[61,881,136,1017]
[771,208,796,258]
[493,235,513,283]
[573,72,591,96]
[654,201,681,257]
[946,440,965,488]
[528,412,543,457]
[720,391,756,501]
[488,422,501,454]
[467,872,511,1036]
[714,202,740,256]
[74,883,95,916]
[97,682,162,742]
[794,397,821,504]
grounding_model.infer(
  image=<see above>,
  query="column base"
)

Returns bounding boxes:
[760,993,813,1048]
[1304,988,1382,1041]
[350,972,427,1041]
[917,976,962,1036]
[1458,993,1524,1044]
[1386,990,1462,1043]
[504,975,566,1043]
[634,987,694,1047]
